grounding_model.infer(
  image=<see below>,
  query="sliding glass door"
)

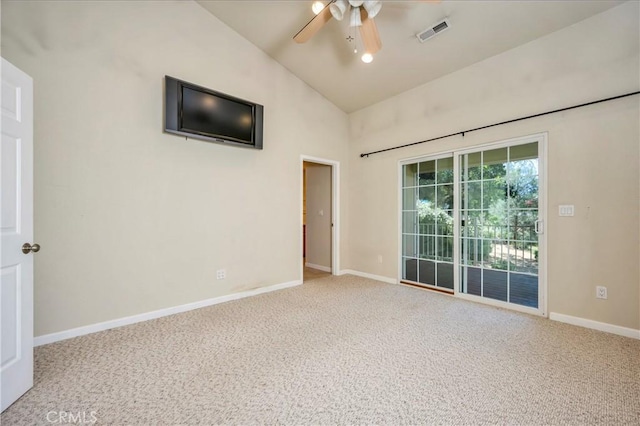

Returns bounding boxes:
[459,142,540,308]
[401,156,455,290]
[401,137,544,313]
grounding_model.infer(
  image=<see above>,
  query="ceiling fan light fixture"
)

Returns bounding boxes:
[329,0,347,20]
[349,7,362,27]
[312,1,325,15]
[361,53,373,63]
[348,0,364,6]
[363,0,382,18]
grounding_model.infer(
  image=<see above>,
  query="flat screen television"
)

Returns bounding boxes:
[164,76,263,149]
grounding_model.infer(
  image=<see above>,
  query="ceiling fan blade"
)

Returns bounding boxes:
[359,8,382,54]
[293,3,334,43]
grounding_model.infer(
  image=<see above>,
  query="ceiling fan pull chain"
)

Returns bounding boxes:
[353,22,358,53]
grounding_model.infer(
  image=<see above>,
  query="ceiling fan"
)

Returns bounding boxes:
[293,0,438,63]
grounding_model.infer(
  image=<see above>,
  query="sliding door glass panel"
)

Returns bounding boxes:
[404,163,419,187]
[401,156,455,289]
[459,142,539,308]
[437,258,454,289]
[403,211,418,234]
[419,259,436,286]
[437,157,454,184]
[460,152,482,181]
[506,143,539,307]
[404,257,418,282]
[419,161,436,185]
[483,269,508,302]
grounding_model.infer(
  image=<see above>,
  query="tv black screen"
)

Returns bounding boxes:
[164,76,263,149]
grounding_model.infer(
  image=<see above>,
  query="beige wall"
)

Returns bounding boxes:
[1,1,349,336]
[305,164,332,269]
[348,2,640,329]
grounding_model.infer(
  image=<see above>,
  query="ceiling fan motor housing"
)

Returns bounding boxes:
[363,1,382,18]
[330,0,347,20]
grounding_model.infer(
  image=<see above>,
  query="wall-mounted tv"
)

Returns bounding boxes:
[164,76,263,149]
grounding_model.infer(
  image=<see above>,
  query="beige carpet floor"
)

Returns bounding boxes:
[2,275,639,425]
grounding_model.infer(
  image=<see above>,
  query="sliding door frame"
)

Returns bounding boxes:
[397,133,548,317]
[398,151,456,292]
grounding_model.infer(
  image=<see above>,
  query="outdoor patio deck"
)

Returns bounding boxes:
[404,260,538,308]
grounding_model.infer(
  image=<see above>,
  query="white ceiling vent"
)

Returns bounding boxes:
[416,19,451,43]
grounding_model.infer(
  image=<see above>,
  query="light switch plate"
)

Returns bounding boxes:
[559,205,574,217]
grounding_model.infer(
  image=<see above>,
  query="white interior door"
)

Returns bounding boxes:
[1,58,34,412]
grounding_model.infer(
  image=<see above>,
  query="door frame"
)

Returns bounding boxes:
[397,132,548,317]
[300,155,340,280]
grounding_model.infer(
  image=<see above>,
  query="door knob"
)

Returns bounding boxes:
[22,243,41,254]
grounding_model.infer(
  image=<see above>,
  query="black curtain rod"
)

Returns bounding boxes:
[360,91,640,158]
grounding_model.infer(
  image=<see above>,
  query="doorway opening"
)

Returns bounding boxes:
[301,156,340,282]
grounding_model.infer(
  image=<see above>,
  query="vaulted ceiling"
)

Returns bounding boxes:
[198,1,624,113]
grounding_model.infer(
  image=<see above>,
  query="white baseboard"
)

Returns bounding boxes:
[338,269,397,285]
[550,312,640,340]
[304,262,331,273]
[34,280,302,347]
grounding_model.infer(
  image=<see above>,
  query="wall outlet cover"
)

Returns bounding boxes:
[596,286,607,299]
[559,205,575,217]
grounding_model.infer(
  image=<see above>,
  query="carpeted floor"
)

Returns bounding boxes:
[2,275,639,425]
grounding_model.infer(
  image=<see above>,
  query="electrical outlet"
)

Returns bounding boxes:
[596,286,607,299]
[377,255,383,263]
[216,269,226,280]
